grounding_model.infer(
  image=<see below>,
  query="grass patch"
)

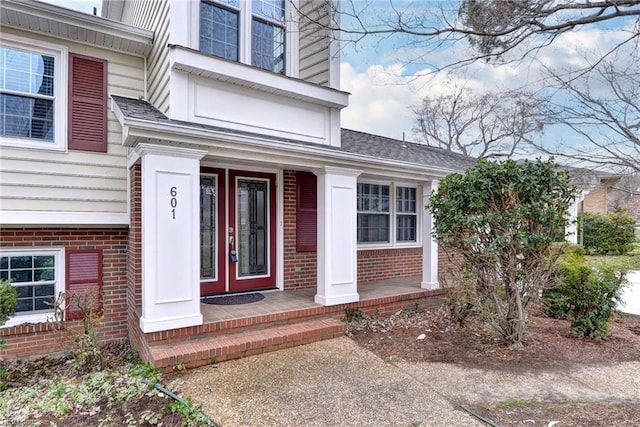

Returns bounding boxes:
[586,227,640,271]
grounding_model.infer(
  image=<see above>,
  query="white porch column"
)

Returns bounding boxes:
[133,143,207,333]
[422,180,439,290]
[566,191,585,244]
[314,166,362,306]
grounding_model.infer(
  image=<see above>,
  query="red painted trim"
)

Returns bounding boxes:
[200,167,226,295]
[68,53,107,152]
[228,170,277,292]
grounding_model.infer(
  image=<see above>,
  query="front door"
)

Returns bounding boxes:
[200,169,277,295]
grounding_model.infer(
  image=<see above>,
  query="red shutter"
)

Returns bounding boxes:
[65,249,103,320]
[296,171,317,252]
[68,53,107,152]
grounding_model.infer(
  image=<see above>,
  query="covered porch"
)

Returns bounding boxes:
[136,276,445,371]
[200,276,438,323]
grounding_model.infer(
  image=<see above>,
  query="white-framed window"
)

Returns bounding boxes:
[357,182,420,247]
[0,34,67,151]
[0,247,65,327]
[199,0,286,74]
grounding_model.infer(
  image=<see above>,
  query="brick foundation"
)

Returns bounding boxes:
[0,227,128,360]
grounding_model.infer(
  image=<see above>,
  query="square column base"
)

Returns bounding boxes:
[315,292,360,306]
[421,281,440,291]
[140,313,203,333]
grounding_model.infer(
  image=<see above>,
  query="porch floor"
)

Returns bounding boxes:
[200,276,427,323]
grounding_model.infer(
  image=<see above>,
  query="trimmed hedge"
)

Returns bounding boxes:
[583,209,635,255]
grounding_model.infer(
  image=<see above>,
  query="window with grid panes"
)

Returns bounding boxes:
[396,186,417,242]
[200,0,285,74]
[0,249,62,323]
[357,183,390,243]
[0,42,61,148]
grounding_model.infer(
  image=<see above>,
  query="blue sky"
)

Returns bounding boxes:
[44,0,636,160]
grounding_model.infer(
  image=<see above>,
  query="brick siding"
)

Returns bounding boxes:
[127,162,147,361]
[283,170,317,290]
[357,247,422,283]
[0,227,128,360]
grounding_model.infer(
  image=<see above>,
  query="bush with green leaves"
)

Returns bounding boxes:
[427,159,576,348]
[0,280,17,327]
[543,246,626,340]
[583,209,635,255]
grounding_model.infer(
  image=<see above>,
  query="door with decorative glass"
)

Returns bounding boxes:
[199,169,276,295]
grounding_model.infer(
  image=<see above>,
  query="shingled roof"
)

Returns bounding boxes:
[112,95,476,173]
[341,129,476,172]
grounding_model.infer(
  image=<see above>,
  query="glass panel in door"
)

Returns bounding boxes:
[229,170,276,292]
[200,170,226,295]
[237,179,268,277]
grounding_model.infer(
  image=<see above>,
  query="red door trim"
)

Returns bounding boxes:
[200,167,226,295]
[228,170,277,292]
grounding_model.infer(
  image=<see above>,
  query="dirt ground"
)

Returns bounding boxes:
[4,304,640,426]
[350,304,640,426]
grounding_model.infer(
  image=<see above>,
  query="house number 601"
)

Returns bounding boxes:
[170,186,178,219]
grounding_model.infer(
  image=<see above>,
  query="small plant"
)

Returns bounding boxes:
[210,356,218,365]
[48,289,105,373]
[174,363,186,371]
[502,398,527,407]
[0,280,18,389]
[543,246,626,340]
[167,395,212,426]
[127,362,161,388]
[343,307,364,324]
[0,280,17,327]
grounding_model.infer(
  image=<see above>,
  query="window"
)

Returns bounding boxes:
[357,183,420,246]
[0,36,66,151]
[200,0,285,74]
[396,187,417,242]
[0,248,64,326]
[357,183,390,243]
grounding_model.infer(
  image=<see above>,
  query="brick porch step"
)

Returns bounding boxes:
[148,318,345,371]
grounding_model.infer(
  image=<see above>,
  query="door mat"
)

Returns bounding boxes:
[201,293,265,305]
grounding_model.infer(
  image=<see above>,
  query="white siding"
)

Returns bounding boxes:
[0,29,144,217]
[120,0,171,114]
[298,1,331,87]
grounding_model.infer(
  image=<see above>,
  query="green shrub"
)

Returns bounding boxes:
[0,280,18,326]
[583,209,635,255]
[542,247,626,340]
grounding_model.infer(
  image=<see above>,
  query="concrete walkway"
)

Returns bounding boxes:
[169,337,640,427]
[619,270,640,316]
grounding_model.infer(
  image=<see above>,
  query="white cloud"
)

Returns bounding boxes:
[340,62,420,140]
[340,21,637,147]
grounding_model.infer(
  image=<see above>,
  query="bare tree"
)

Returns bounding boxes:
[297,1,640,168]
[535,53,640,172]
[298,1,640,71]
[412,82,545,158]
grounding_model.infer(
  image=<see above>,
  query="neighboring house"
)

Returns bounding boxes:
[565,167,640,243]
[0,0,475,368]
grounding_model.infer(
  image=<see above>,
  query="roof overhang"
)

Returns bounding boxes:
[1,0,153,57]
[112,101,458,181]
[169,45,350,109]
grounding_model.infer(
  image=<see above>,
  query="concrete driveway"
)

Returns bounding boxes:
[168,337,640,427]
